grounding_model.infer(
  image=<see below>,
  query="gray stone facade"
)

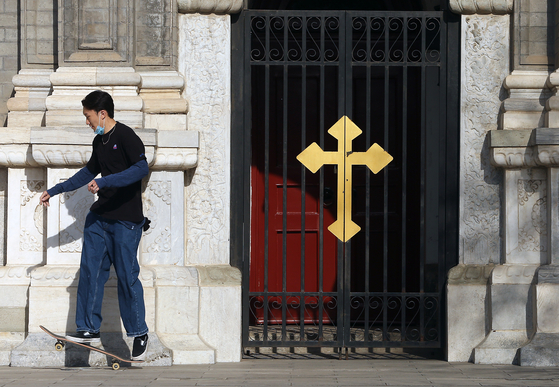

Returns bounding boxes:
[0,0,19,127]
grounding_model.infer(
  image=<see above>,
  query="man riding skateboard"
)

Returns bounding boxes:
[40,90,150,361]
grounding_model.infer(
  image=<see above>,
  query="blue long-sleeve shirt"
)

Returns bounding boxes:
[47,159,149,197]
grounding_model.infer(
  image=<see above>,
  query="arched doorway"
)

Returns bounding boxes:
[231,0,459,356]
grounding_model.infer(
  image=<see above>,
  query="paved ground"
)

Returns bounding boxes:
[2,359,559,387]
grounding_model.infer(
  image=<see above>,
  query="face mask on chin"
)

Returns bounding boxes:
[94,112,105,135]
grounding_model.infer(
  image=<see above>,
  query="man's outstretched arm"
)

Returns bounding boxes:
[40,166,97,207]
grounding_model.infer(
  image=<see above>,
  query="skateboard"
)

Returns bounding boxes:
[39,325,144,370]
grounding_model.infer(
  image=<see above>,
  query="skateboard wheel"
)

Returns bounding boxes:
[55,342,64,351]
[112,362,120,370]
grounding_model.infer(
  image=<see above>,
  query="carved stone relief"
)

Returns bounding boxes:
[57,182,94,254]
[517,179,547,252]
[143,180,172,254]
[60,0,176,68]
[180,14,230,265]
[141,171,184,266]
[20,180,45,252]
[45,169,92,265]
[7,168,45,265]
[505,168,547,264]
[460,15,509,264]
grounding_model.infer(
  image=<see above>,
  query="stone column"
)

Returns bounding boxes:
[447,0,512,362]
[177,3,242,362]
[490,129,559,366]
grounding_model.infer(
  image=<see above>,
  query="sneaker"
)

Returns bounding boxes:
[66,331,100,344]
[131,333,148,361]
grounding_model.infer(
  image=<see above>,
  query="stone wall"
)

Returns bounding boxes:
[0,0,19,127]
[515,0,553,68]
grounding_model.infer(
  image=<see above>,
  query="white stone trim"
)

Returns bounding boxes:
[177,0,242,14]
[450,0,514,14]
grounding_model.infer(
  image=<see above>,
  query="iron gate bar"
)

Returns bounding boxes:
[364,15,372,347]
[420,15,427,343]
[300,17,307,343]
[318,15,327,344]
[263,22,270,345]
[244,9,449,349]
[282,38,288,343]
[401,16,409,340]
[338,14,347,348]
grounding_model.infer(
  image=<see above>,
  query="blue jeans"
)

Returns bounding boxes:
[76,212,148,337]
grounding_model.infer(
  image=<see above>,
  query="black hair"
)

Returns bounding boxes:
[81,90,115,118]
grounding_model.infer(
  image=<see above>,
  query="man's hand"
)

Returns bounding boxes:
[40,191,51,207]
[88,180,99,194]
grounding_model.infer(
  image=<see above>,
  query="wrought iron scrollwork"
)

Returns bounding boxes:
[251,15,340,63]
[351,15,441,63]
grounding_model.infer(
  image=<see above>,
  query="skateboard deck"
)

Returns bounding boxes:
[40,325,144,370]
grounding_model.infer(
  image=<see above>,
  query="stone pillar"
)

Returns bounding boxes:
[515,132,559,366]
[7,70,52,127]
[502,72,549,131]
[447,0,512,362]
[489,128,559,366]
[178,10,241,363]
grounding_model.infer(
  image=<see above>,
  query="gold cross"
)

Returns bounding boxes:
[297,116,393,242]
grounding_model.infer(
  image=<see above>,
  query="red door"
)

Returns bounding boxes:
[250,65,340,324]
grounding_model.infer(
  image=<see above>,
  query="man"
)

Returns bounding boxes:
[40,90,150,361]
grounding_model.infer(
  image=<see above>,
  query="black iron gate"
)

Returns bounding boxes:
[234,10,459,352]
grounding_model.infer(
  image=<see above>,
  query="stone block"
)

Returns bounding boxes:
[0,308,26,332]
[10,332,171,367]
[491,284,534,331]
[28,273,78,333]
[0,332,25,366]
[488,129,531,147]
[7,112,45,127]
[0,15,17,28]
[545,111,559,127]
[0,283,29,308]
[143,99,188,114]
[198,266,242,363]
[27,265,155,335]
[4,28,17,43]
[474,331,531,364]
[502,111,545,130]
[157,130,199,148]
[520,333,559,366]
[537,284,559,332]
[144,114,187,131]
[447,284,487,362]
[3,0,17,13]
[46,110,143,129]
[158,333,215,364]
[155,286,199,335]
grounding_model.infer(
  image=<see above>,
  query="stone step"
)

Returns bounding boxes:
[158,334,216,364]
[10,332,172,367]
